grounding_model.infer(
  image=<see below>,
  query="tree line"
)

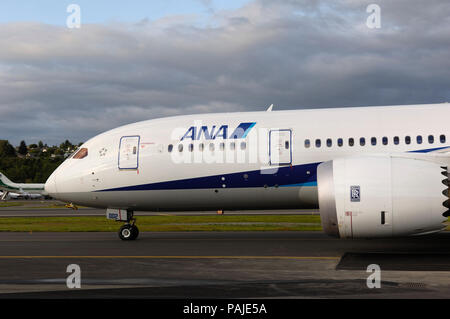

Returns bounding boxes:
[0,139,80,183]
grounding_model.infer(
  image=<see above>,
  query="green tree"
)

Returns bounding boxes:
[0,140,16,157]
[60,140,73,151]
[18,140,27,155]
[0,156,64,183]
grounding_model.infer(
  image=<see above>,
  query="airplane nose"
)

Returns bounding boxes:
[44,171,58,197]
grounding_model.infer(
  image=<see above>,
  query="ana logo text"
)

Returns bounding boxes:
[181,122,256,141]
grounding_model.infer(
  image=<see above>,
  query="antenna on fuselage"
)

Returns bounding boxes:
[266,104,274,112]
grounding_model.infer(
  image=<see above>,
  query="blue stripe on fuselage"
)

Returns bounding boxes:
[97,162,320,192]
[279,181,318,187]
[408,146,450,153]
[96,145,449,192]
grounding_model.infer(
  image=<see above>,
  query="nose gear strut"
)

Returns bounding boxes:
[106,209,139,240]
[118,210,139,240]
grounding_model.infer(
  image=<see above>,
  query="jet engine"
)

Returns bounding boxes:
[317,155,448,238]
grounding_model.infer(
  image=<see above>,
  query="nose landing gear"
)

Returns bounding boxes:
[118,211,139,241]
[119,222,139,241]
[106,208,139,241]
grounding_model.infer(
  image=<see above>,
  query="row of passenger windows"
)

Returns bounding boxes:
[305,134,446,148]
[166,134,447,153]
[168,141,248,153]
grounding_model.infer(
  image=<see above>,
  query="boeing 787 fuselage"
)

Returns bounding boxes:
[45,103,450,240]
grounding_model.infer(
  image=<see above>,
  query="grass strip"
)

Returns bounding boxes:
[0,215,447,232]
[0,215,322,232]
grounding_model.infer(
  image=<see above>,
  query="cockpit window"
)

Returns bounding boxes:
[73,148,88,159]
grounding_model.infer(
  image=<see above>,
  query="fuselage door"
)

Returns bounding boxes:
[118,135,140,170]
[269,129,292,165]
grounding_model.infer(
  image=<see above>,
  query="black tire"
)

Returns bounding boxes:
[118,224,133,241]
[130,225,139,240]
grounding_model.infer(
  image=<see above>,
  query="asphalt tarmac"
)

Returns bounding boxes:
[0,230,448,298]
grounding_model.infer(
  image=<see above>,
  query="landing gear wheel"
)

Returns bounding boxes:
[130,224,139,240]
[119,224,139,241]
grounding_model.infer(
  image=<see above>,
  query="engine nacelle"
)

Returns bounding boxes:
[317,155,448,238]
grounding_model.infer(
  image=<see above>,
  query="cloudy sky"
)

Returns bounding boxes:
[0,0,449,146]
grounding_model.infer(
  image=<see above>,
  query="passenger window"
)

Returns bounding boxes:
[189,144,194,152]
[428,135,434,144]
[168,144,173,152]
[360,137,365,146]
[199,143,204,151]
[394,136,399,145]
[73,148,88,159]
[230,142,235,150]
[326,139,332,147]
[240,142,246,150]
[440,134,446,143]
[405,136,411,145]
[417,136,422,144]
[304,139,311,148]
[209,143,215,151]
[285,141,290,149]
[382,137,388,145]
[348,138,354,147]
[371,137,376,146]
[178,144,183,152]
[220,143,225,151]
[315,139,321,148]
[337,138,343,147]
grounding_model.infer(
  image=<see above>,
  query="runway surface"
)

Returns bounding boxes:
[0,231,448,298]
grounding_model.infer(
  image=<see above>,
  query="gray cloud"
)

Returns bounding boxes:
[0,0,449,145]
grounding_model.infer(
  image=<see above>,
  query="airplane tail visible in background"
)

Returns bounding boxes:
[0,172,15,200]
[0,172,15,188]
[0,172,46,196]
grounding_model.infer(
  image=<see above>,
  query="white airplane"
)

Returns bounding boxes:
[45,103,450,240]
[0,191,43,200]
[0,172,46,200]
